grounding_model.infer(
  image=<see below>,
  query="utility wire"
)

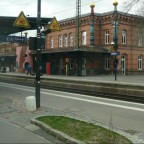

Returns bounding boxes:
[43,0,102,17]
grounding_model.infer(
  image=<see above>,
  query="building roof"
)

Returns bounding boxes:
[0,16,52,35]
[59,11,144,24]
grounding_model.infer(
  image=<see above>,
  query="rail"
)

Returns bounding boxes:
[0,74,144,104]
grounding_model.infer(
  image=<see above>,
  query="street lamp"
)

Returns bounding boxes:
[112,0,118,81]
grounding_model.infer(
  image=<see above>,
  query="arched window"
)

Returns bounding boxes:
[69,33,73,47]
[105,30,109,44]
[122,29,127,44]
[82,31,87,45]
[138,32,143,47]
[138,55,143,70]
[50,36,53,48]
[58,35,62,47]
[64,34,68,47]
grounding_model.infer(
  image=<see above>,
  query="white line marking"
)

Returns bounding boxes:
[0,82,144,112]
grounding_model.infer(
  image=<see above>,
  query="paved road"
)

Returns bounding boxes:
[0,118,51,143]
[0,82,144,143]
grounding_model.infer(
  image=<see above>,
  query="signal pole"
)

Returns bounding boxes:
[35,0,41,108]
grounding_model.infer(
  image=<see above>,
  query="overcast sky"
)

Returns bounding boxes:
[0,0,127,20]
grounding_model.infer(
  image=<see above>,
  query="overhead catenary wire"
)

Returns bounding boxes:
[43,0,102,17]
[0,0,102,18]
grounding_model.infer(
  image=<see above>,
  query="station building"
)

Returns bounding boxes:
[32,4,143,76]
[9,5,144,76]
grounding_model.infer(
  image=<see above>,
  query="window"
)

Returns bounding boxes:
[58,35,63,47]
[105,57,109,70]
[64,34,68,47]
[50,36,53,48]
[82,31,87,45]
[105,30,109,44]
[122,29,127,44]
[138,55,142,70]
[69,33,73,46]
[138,32,142,47]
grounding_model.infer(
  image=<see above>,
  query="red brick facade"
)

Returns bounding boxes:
[40,7,144,76]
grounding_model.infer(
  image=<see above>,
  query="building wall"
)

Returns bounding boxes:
[44,10,144,76]
[16,45,33,73]
[0,43,17,72]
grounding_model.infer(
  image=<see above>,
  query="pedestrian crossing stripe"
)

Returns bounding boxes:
[13,11,31,28]
[48,17,61,31]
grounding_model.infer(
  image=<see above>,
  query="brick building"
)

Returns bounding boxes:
[37,4,144,76]
[0,42,17,72]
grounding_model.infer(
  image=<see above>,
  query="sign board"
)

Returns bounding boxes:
[65,58,70,63]
[29,37,45,50]
[48,17,60,31]
[13,11,30,28]
[111,52,120,56]
[0,35,26,43]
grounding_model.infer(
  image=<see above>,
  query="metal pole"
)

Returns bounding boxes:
[113,1,118,81]
[114,18,117,81]
[35,0,41,109]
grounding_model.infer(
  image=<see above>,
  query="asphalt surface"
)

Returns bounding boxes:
[1,72,144,143]
[3,72,144,86]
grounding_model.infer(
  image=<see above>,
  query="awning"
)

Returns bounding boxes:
[41,46,110,54]
[0,16,52,35]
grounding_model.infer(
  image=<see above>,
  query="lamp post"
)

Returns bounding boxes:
[113,0,118,81]
[35,0,41,109]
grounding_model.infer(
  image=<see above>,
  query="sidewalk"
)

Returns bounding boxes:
[0,95,66,143]
[1,92,144,144]
[4,72,144,86]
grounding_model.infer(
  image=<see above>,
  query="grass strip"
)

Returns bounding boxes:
[36,116,132,144]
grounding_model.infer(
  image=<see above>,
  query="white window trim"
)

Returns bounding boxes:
[122,30,126,44]
[64,34,68,47]
[138,55,142,70]
[59,35,63,47]
[105,30,109,44]
[138,33,143,47]
[82,31,87,45]
[70,33,73,47]
[50,37,53,48]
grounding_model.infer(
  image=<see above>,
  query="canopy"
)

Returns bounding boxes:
[0,16,52,35]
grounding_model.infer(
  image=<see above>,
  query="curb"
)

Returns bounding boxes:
[30,114,144,144]
[31,117,85,144]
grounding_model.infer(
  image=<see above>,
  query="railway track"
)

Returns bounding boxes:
[0,76,144,104]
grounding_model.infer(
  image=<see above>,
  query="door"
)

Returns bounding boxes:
[121,56,126,75]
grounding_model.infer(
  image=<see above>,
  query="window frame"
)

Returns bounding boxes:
[50,36,54,48]
[105,30,110,44]
[69,33,73,47]
[58,35,63,47]
[138,32,143,47]
[122,29,127,45]
[64,34,68,47]
[82,31,87,45]
[138,55,143,70]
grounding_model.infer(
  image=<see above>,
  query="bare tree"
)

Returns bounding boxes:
[123,0,144,16]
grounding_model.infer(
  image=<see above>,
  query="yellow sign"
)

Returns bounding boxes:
[13,11,30,28]
[48,17,60,31]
